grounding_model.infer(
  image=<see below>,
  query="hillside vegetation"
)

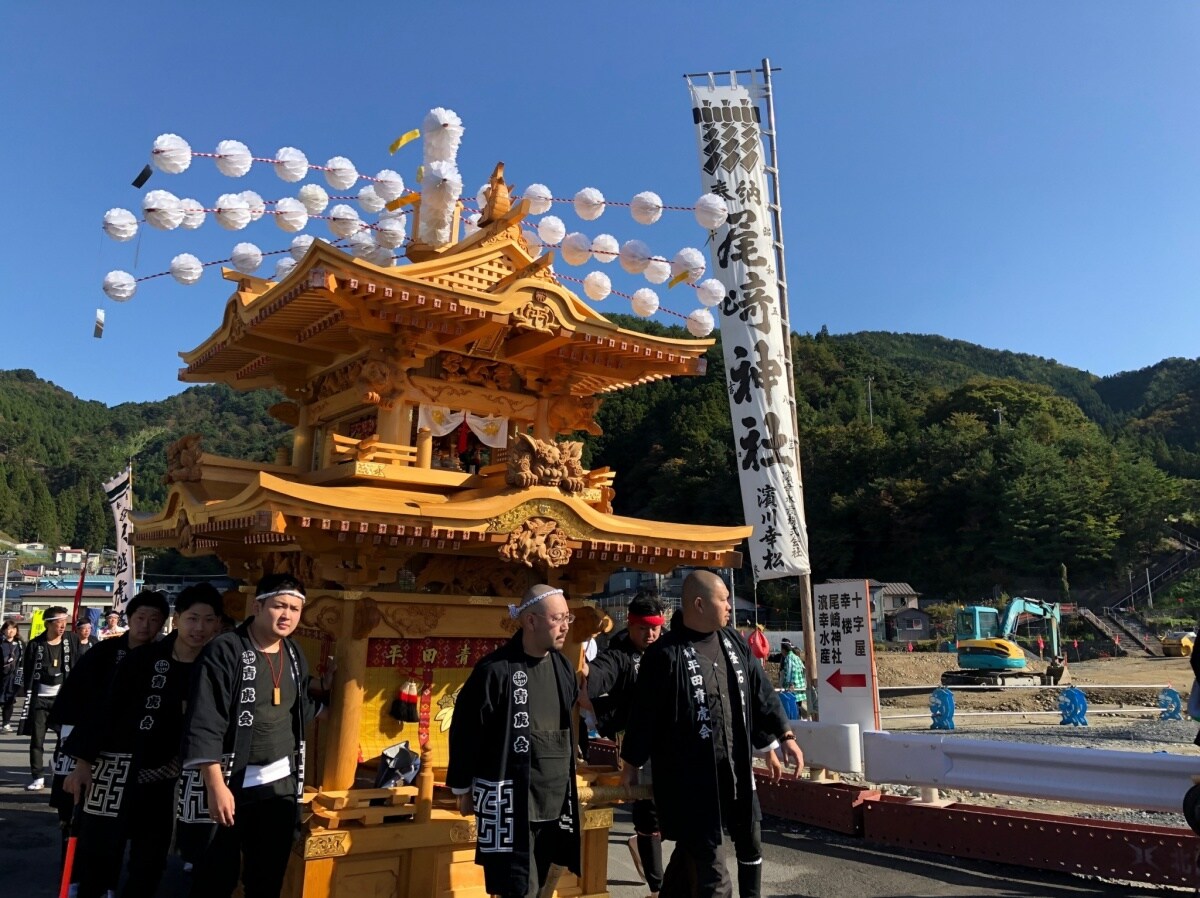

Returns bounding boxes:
[1,322,1197,600]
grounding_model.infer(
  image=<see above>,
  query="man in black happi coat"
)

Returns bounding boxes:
[448,584,582,898]
[17,606,79,791]
[621,570,804,898]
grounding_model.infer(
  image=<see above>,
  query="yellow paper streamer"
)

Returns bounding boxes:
[667,270,690,289]
[384,193,420,213]
[415,164,425,184]
[388,128,420,155]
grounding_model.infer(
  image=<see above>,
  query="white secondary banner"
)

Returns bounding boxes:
[689,81,810,579]
[102,466,136,614]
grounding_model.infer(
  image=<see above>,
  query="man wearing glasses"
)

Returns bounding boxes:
[448,584,582,898]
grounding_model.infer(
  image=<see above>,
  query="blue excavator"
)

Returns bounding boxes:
[940,597,1070,687]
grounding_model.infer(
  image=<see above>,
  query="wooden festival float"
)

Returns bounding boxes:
[132,168,750,897]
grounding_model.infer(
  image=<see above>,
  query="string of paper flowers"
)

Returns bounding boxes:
[98,106,728,336]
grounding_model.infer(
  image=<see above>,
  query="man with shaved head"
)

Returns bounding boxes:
[622,570,803,898]
[448,584,582,898]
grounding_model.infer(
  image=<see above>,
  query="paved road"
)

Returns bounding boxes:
[0,728,1166,897]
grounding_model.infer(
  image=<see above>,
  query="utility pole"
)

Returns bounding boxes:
[993,406,1004,427]
[1146,567,1154,609]
[867,376,874,428]
[0,552,14,608]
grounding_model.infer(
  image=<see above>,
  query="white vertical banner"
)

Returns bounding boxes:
[689,80,810,579]
[102,466,136,614]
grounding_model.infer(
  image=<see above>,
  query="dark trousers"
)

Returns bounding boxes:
[660,766,762,898]
[25,695,54,777]
[631,797,664,893]
[189,792,297,898]
[499,820,563,898]
[76,779,175,898]
[2,696,15,727]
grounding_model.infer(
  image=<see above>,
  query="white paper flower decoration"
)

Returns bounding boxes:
[686,307,716,338]
[694,193,729,230]
[644,256,671,285]
[324,156,358,191]
[298,184,329,215]
[417,160,463,245]
[631,288,659,318]
[366,245,395,268]
[463,212,481,236]
[583,271,611,302]
[591,234,618,264]
[697,278,725,307]
[231,242,263,275]
[170,253,203,285]
[240,190,266,222]
[273,146,308,182]
[273,197,308,232]
[573,187,605,221]
[275,256,297,280]
[103,271,136,302]
[327,204,362,238]
[374,169,404,202]
[214,140,252,177]
[522,229,543,259]
[375,216,407,248]
[671,247,706,284]
[358,185,385,213]
[475,183,491,212]
[214,193,252,230]
[524,183,553,215]
[422,107,464,164]
[348,229,375,258]
[143,190,183,230]
[560,232,592,266]
[537,216,566,246]
[102,208,138,242]
[619,239,652,274]
[630,191,663,225]
[151,133,191,174]
[290,234,315,261]
[179,198,205,229]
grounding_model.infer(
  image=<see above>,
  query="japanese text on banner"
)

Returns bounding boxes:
[102,466,136,614]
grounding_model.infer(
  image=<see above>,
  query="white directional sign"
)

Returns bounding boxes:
[812,580,880,734]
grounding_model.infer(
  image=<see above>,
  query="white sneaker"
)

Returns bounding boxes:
[0,724,13,733]
[25,777,44,791]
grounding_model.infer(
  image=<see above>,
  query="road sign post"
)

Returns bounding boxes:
[812,580,881,734]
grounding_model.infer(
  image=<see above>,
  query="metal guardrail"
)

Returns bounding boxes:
[862,731,1197,813]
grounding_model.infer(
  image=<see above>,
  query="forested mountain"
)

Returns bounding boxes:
[1,324,1198,600]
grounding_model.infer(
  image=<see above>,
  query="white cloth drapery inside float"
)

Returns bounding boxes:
[465,412,508,449]
[417,405,465,437]
[417,406,508,449]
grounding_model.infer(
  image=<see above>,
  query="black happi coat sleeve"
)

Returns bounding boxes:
[49,635,124,729]
[619,640,669,770]
[18,636,41,694]
[182,633,240,765]
[446,649,501,792]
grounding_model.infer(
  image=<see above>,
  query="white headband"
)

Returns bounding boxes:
[508,587,563,620]
[43,615,68,623]
[256,588,307,604]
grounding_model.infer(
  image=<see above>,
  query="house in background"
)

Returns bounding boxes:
[886,606,933,642]
[822,579,922,642]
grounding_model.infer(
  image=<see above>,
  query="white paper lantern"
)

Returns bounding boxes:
[240,190,266,222]
[142,190,183,230]
[366,245,395,267]
[327,204,362,238]
[103,270,136,302]
[102,208,138,242]
[644,256,671,285]
[214,139,252,177]
[214,193,252,230]
[463,212,481,236]
[324,156,358,190]
[522,229,543,259]
[358,185,385,213]
[524,183,553,215]
[694,193,729,230]
[671,247,706,284]
[151,133,192,174]
[686,307,716,338]
[231,242,263,275]
[298,184,329,215]
[422,107,464,164]
[348,229,375,258]
[630,191,663,225]
[573,187,605,221]
[537,215,566,246]
[630,288,659,318]
[169,253,203,285]
[375,216,407,248]
[619,239,652,274]
[290,234,315,261]
[374,169,404,202]
[560,232,592,266]
[697,278,725,307]
[274,146,309,182]
[583,271,611,302]
[591,234,618,264]
[179,198,205,229]
[273,197,308,232]
[275,256,297,280]
[417,160,463,245]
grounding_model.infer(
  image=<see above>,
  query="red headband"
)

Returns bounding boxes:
[629,613,665,627]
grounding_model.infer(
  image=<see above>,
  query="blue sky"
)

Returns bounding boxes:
[2,1,1198,404]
